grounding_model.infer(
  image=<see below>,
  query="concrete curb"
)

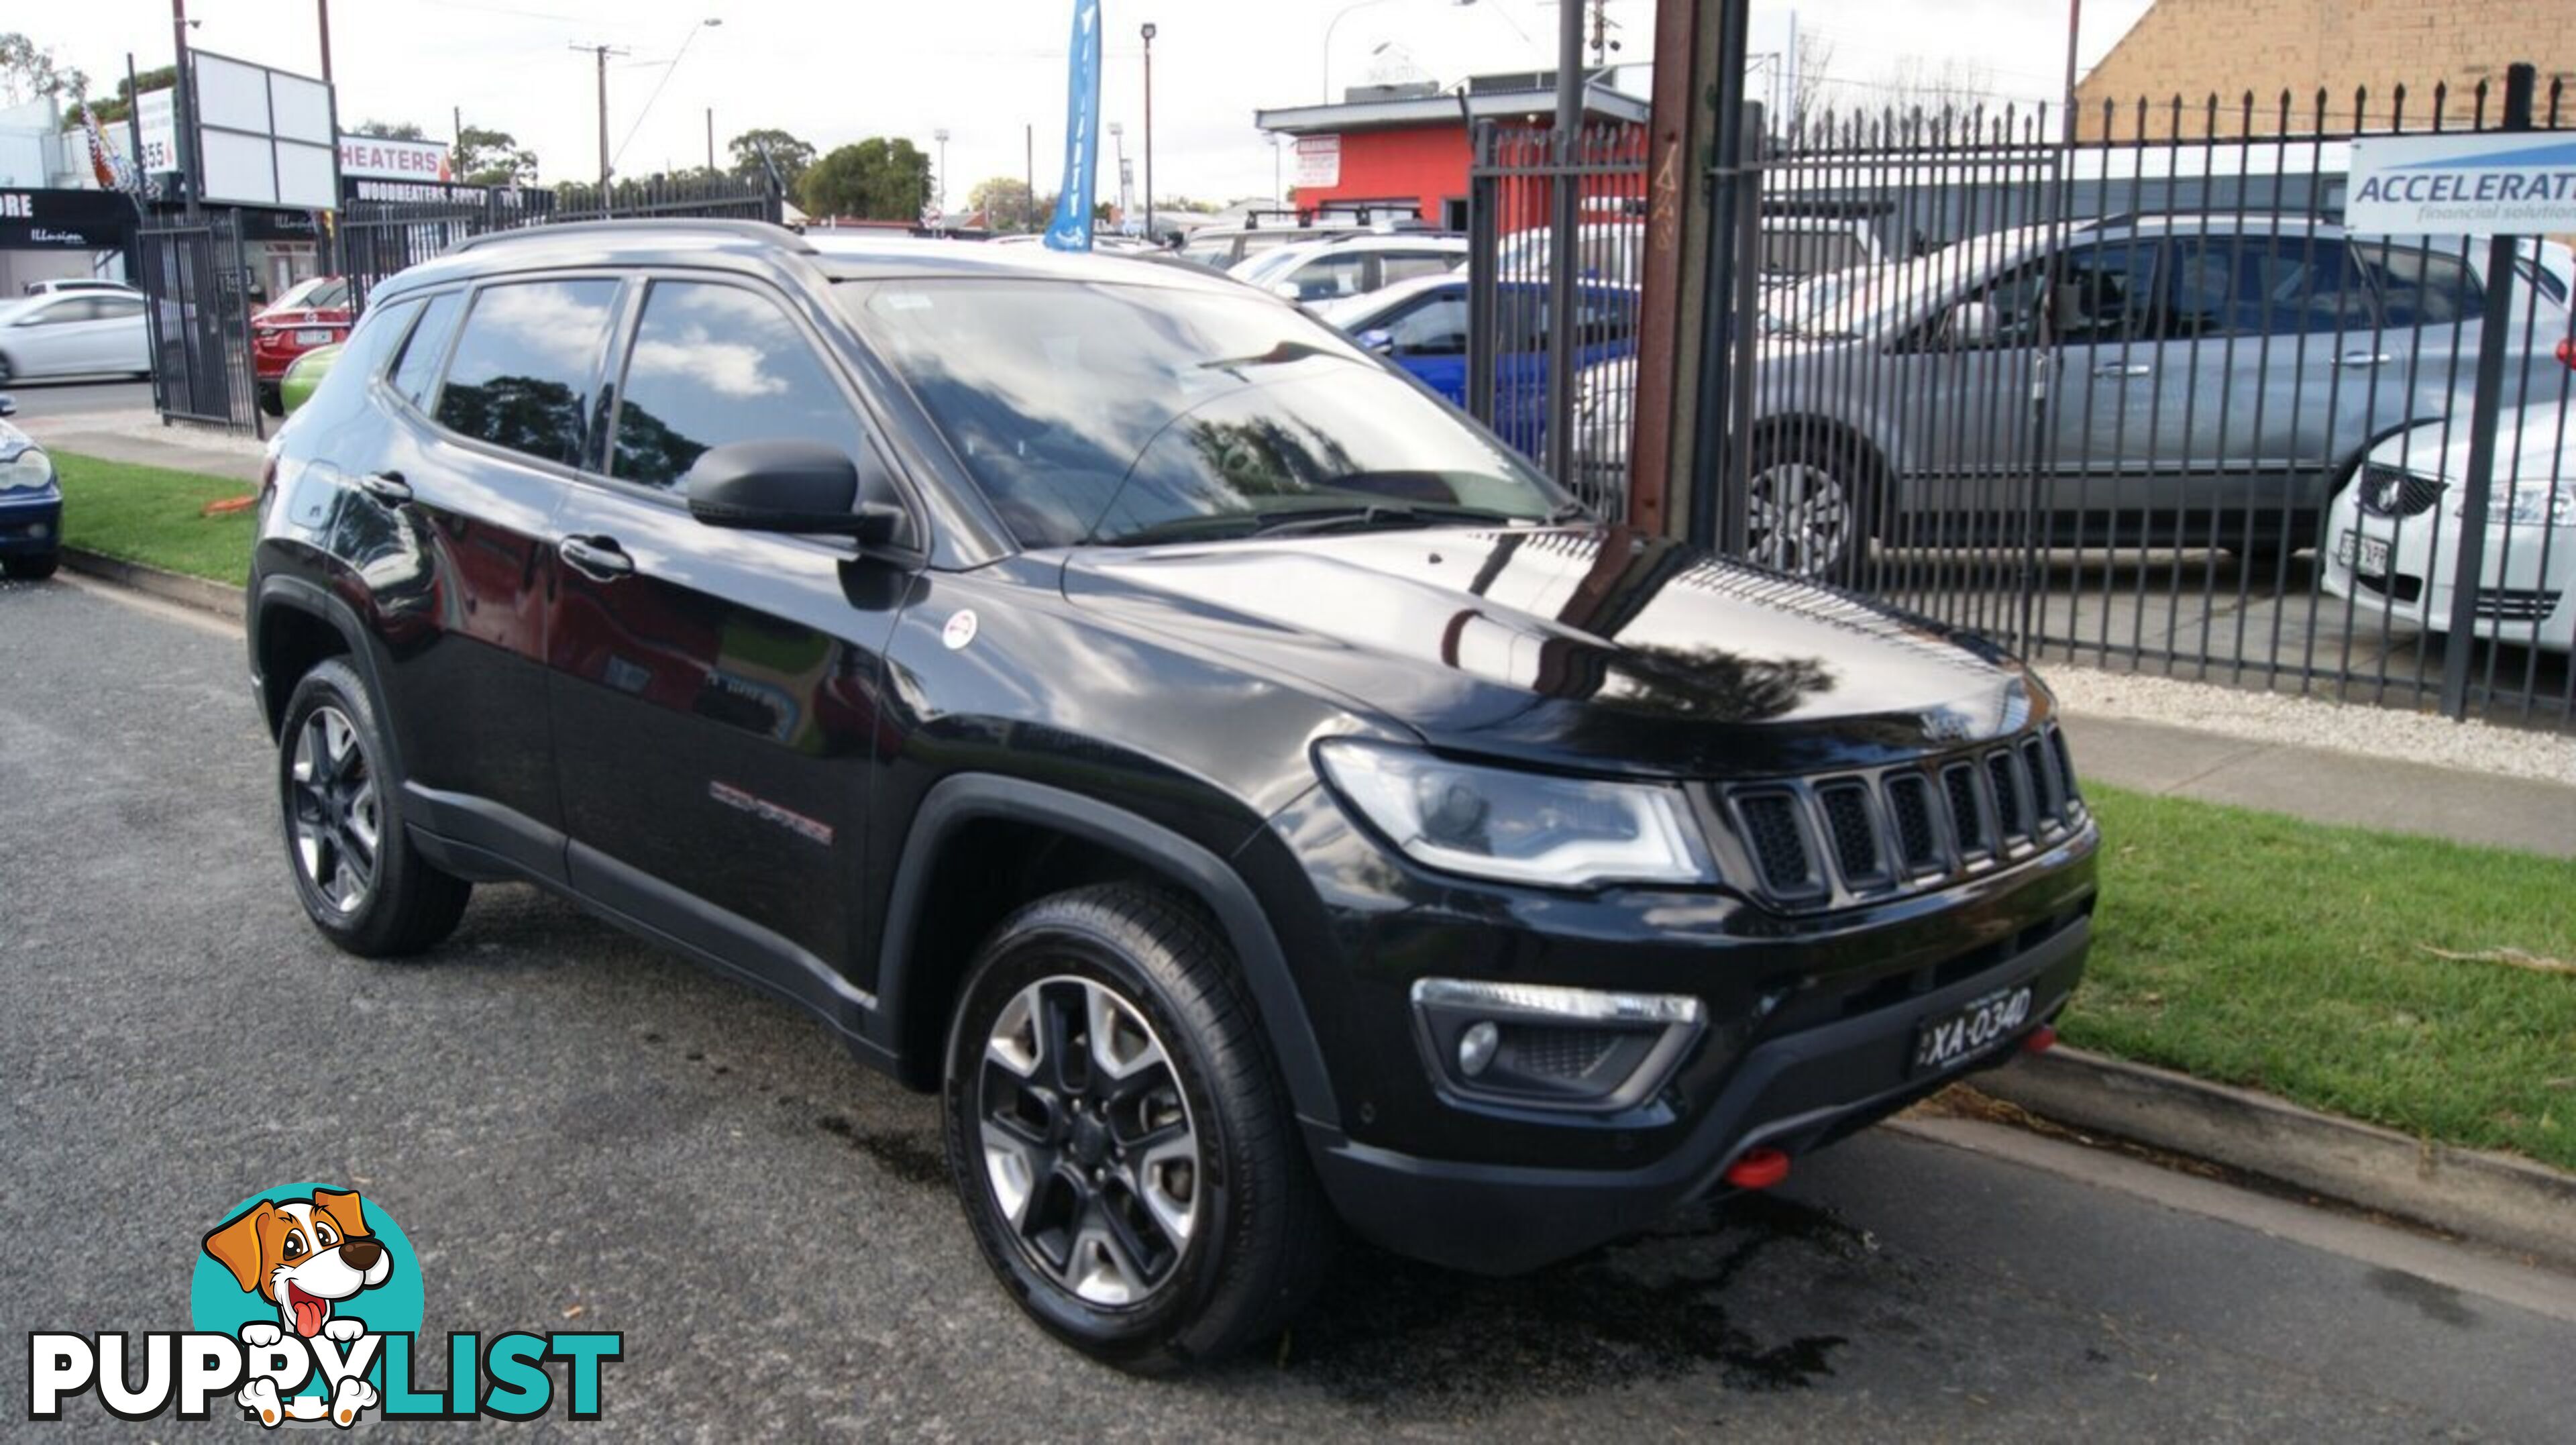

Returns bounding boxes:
[60,548,244,623]
[1981,1045,2576,1272]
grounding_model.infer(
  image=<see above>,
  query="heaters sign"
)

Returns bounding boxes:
[339,134,453,183]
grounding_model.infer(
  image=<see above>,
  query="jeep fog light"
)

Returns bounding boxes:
[1411,978,1706,1112]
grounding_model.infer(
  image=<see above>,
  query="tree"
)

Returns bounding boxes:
[799,138,932,221]
[453,125,538,187]
[352,119,429,142]
[727,127,816,193]
[78,65,174,127]
[967,175,1035,229]
[0,32,87,107]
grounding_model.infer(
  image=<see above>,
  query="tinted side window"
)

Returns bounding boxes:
[2050,244,2158,345]
[1287,252,1373,302]
[609,281,867,492]
[1380,252,1456,285]
[1385,292,1468,355]
[390,291,465,409]
[2359,245,2485,328]
[433,279,619,468]
[98,297,145,320]
[339,297,421,388]
[2166,234,2373,337]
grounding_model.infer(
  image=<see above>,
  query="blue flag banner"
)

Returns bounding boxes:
[1044,0,1104,252]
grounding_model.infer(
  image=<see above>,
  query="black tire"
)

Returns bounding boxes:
[6,550,57,580]
[1746,429,1876,584]
[0,352,15,384]
[256,383,284,417]
[943,883,1332,1373]
[276,657,470,957]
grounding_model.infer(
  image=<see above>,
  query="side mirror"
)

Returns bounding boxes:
[1355,327,1396,356]
[0,394,15,417]
[685,439,905,546]
[1947,300,1998,345]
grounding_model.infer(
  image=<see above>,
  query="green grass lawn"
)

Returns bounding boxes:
[2072,786,2576,1172]
[54,450,258,584]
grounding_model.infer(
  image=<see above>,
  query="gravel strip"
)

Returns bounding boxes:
[2047,665,2576,787]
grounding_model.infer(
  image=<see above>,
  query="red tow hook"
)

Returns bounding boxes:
[2023,1023,2059,1055]
[1723,1146,1791,1190]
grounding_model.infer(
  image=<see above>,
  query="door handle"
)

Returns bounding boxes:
[356,470,413,506]
[2092,362,2153,379]
[558,535,635,582]
[2332,350,2392,368]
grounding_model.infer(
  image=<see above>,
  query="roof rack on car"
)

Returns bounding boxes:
[451,217,813,255]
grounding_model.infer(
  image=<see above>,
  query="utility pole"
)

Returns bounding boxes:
[317,0,343,277]
[1140,22,1157,241]
[570,42,630,210]
[706,107,715,174]
[933,127,949,215]
[171,0,199,217]
[1024,122,1034,233]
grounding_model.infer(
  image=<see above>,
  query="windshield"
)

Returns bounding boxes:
[1232,247,1309,285]
[839,278,1563,547]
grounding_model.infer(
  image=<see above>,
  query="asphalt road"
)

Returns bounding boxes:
[5,574,2573,1441]
[0,376,156,421]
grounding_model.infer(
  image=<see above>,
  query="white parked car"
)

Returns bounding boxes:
[22,278,143,299]
[2320,392,2576,653]
[1232,233,1466,304]
[0,290,152,382]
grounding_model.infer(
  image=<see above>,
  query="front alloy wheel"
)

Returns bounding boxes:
[943,884,1332,1372]
[979,975,1201,1306]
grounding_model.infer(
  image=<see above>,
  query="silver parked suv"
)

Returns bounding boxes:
[1577,215,2568,578]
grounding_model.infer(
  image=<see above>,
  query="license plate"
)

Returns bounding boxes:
[2336,529,2392,578]
[1911,985,2034,1074]
[293,328,334,345]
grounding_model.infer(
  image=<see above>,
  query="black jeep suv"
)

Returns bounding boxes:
[248,221,2097,1370]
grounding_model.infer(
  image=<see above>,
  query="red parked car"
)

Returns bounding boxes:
[252,276,352,414]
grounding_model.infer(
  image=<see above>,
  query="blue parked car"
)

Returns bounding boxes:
[0,394,62,580]
[1313,274,1638,462]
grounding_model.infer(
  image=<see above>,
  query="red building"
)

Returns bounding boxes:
[1253,73,1650,231]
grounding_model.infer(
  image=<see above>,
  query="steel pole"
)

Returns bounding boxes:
[1142,24,1157,239]
[1543,0,1587,486]
[2438,62,2536,718]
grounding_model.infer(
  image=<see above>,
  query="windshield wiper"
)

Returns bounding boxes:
[1247,503,1529,537]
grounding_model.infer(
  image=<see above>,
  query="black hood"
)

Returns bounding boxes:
[1062,525,2046,780]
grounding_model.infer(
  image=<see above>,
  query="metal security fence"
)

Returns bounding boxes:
[138,209,262,433]
[342,172,783,311]
[1467,123,1650,519]
[1485,70,2576,729]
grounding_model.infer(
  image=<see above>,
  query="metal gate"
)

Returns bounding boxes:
[1476,66,2576,729]
[138,209,261,433]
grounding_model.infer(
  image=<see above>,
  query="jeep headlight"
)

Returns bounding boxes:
[1317,740,1716,888]
[0,447,52,492]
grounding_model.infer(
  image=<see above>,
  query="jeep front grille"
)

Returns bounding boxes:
[1714,722,2086,912]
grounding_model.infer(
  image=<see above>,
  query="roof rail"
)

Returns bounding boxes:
[451,217,812,255]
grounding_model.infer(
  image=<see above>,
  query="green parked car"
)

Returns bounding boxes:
[278,341,341,417]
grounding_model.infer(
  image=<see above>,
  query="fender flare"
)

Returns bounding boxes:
[871,773,1342,1130]
[250,574,394,761]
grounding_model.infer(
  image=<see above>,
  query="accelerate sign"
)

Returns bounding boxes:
[2345,132,2576,235]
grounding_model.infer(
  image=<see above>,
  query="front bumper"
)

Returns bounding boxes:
[1305,903,2088,1274]
[2320,502,2576,651]
[0,487,62,557]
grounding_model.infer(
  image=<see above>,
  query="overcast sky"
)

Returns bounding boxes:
[36,0,2154,206]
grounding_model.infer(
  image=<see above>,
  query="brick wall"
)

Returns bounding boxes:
[2075,0,2575,138]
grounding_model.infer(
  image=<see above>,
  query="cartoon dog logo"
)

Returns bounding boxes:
[203,1189,390,1426]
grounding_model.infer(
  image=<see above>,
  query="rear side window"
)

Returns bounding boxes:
[608,280,869,492]
[433,278,620,468]
[2165,234,2373,337]
[388,290,464,409]
[1285,252,1372,302]
[97,296,145,320]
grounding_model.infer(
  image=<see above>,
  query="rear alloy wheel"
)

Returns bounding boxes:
[277,658,470,957]
[944,884,1332,1372]
[1748,452,1865,580]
